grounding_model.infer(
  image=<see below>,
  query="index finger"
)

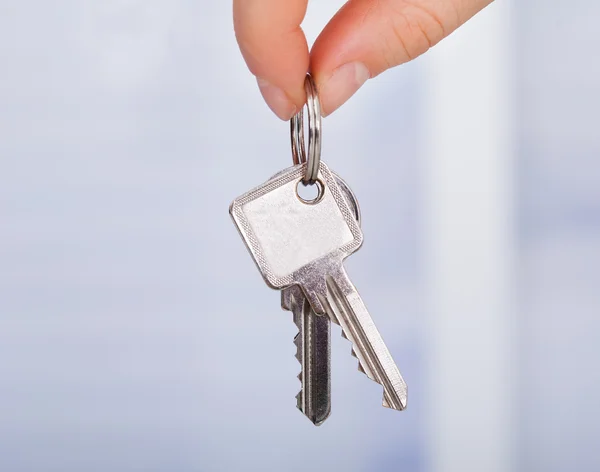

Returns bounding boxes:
[234,0,309,120]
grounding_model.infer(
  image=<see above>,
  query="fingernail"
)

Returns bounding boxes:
[256,77,296,121]
[319,62,370,116]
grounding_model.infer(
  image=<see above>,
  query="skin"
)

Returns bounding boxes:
[234,0,493,119]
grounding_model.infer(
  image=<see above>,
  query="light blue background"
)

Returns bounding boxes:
[0,1,598,471]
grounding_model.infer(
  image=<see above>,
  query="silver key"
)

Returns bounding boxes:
[280,173,361,425]
[230,161,407,411]
[282,285,330,425]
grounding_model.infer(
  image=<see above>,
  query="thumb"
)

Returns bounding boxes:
[310,0,493,116]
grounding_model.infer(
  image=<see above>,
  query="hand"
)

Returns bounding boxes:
[234,0,492,119]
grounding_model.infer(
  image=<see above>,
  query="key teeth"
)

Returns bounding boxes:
[341,327,404,410]
[294,334,301,361]
[293,310,303,407]
[340,329,369,375]
[326,277,408,414]
[292,296,303,378]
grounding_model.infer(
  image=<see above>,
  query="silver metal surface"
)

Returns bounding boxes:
[290,107,305,167]
[230,161,407,412]
[320,267,407,410]
[230,162,361,293]
[282,285,330,426]
[290,75,321,184]
[280,174,361,425]
[268,168,361,228]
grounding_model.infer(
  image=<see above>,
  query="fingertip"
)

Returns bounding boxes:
[315,62,370,117]
[239,28,308,117]
[233,0,310,117]
[311,0,493,115]
[256,77,298,121]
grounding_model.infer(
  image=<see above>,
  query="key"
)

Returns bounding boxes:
[280,172,361,425]
[282,285,330,425]
[230,161,407,411]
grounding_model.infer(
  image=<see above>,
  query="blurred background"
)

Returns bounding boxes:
[0,1,598,471]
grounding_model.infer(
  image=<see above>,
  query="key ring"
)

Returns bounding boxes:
[290,74,322,185]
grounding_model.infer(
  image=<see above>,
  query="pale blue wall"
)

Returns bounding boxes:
[0,1,598,471]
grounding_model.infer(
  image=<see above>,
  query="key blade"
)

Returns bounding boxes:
[282,286,331,425]
[320,269,408,411]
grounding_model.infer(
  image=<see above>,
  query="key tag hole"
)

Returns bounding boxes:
[296,179,324,205]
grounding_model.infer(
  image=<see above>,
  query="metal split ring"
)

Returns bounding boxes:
[290,74,322,185]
